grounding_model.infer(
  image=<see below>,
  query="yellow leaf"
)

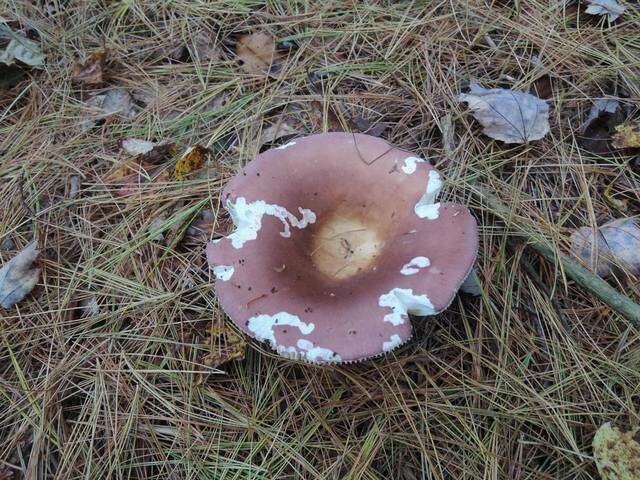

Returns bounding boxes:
[592,422,640,480]
[612,123,640,149]
[201,320,246,370]
[173,145,208,181]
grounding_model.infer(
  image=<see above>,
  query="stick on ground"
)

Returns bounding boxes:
[474,185,640,326]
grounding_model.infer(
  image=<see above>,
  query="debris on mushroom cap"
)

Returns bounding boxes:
[212,265,234,281]
[400,257,430,275]
[206,132,478,364]
[225,197,316,249]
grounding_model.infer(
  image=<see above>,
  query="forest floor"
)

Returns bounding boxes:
[1,1,639,479]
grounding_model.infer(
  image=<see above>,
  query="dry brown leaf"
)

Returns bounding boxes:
[109,140,190,196]
[580,98,620,133]
[236,32,280,76]
[304,101,344,131]
[173,145,209,180]
[183,210,215,248]
[0,242,39,308]
[141,143,180,164]
[259,120,298,148]
[72,51,106,84]
[105,160,148,183]
[121,139,179,163]
[193,33,222,62]
[612,123,640,149]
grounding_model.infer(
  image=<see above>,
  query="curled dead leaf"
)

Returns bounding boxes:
[0,242,40,308]
[580,98,620,133]
[0,24,44,67]
[458,80,550,143]
[121,139,179,164]
[585,0,626,22]
[72,51,106,84]
[571,218,640,277]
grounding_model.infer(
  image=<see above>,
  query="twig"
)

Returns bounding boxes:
[473,185,640,326]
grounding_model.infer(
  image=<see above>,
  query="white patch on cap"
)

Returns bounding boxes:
[383,334,403,352]
[276,141,296,150]
[226,197,316,249]
[276,339,342,363]
[379,288,436,325]
[247,312,315,347]
[401,156,425,174]
[414,170,442,219]
[276,345,299,357]
[212,265,234,281]
[400,256,430,275]
[297,339,342,363]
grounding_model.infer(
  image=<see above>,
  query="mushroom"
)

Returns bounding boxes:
[206,132,478,364]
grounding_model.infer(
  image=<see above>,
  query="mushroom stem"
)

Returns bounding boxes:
[474,185,640,326]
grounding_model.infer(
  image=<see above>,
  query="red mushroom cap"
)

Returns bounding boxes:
[207,132,478,363]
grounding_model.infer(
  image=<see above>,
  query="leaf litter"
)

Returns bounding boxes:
[236,31,281,76]
[0,242,40,308]
[199,320,246,380]
[0,24,44,67]
[585,0,626,22]
[258,120,298,150]
[192,32,223,62]
[82,89,137,129]
[173,145,210,180]
[458,80,550,143]
[72,50,106,84]
[580,98,620,133]
[122,138,161,156]
[109,140,208,196]
[571,218,640,277]
[612,122,640,149]
[578,98,629,154]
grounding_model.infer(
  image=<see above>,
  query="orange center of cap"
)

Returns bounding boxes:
[309,209,385,280]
